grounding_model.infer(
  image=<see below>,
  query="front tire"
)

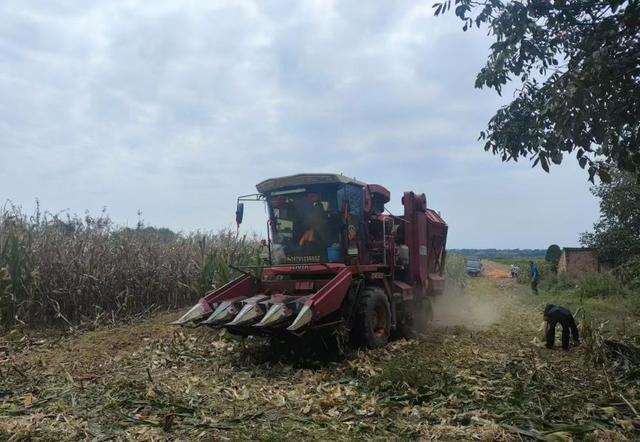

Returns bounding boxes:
[352,286,390,349]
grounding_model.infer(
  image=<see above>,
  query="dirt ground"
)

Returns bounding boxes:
[1,263,638,441]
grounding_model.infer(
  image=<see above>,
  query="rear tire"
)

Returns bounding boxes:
[352,286,390,349]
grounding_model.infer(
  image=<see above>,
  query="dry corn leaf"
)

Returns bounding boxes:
[22,393,36,408]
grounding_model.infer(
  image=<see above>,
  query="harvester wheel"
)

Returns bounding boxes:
[353,287,390,349]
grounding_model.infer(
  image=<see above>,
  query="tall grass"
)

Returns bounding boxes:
[575,272,632,298]
[612,258,640,290]
[445,254,467,288]
[534,263,640,337]
[538,272,576,294]
[0,203,260,329]
[540,271,635,299]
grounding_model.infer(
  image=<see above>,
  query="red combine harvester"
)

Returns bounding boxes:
[174,174,448,348]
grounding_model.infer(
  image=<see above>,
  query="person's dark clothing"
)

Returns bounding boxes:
[531,278,539,295]
[544,304,579,350]
[530,263,540,295]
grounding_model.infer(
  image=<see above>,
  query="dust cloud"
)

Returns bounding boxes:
[430,285,503,330]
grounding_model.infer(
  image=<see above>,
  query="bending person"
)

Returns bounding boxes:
[544,304,579,350]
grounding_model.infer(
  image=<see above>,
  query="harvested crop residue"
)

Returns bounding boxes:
[483,260,516,279]
[485,270,512,278]
[1,276,639,441]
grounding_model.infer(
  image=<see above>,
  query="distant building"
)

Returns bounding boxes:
[558,247,600,275]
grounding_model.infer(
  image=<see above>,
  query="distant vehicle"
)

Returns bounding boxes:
[465,258,483,276]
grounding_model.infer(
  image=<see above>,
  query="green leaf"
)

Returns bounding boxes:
[433,0,640,180]
[551,151,563,165]
[540,154,550,172]
[578,157,587,168]
[598,169,612,183]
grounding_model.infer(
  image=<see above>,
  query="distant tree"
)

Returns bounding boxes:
[545,244,562,263]
[545,244,562,272]
[434,0,640,182]
[447,248,546,259]
[580,169,640,264]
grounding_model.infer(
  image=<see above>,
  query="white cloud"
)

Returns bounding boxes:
[0,0,598,247]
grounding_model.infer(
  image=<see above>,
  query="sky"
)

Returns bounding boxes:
[0,0,600,249]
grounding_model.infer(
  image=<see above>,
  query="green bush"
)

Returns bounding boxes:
[575,272,631,298]
[612,258,640,290]
[539,272,577,294]
[545,244,562,272]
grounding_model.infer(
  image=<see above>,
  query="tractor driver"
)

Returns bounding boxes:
[299,202,327,256]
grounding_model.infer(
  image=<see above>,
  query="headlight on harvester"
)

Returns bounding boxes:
[170,301,209,326]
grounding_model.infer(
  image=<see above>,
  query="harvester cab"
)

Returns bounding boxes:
[173,173,447,349]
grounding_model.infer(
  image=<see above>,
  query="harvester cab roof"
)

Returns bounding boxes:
[174,173,448,349]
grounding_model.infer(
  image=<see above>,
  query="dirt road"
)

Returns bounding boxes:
[1,268,637,441]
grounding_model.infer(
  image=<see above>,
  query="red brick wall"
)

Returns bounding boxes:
[562,250,599,274]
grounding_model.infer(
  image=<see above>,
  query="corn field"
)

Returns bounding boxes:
[0,203,260,329]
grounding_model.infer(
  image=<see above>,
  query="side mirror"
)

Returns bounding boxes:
[235,202,244,225]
